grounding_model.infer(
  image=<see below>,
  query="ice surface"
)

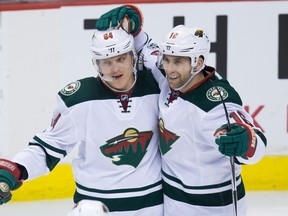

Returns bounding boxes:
[1,191,288,216]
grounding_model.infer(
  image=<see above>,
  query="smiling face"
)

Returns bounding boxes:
[162,54,205,91]
[98,52,135,91]
[162,55,192,90]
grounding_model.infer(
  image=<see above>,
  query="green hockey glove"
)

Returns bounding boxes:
[0,159,23,205]
[214,123,257,158]
[96,5,143,36]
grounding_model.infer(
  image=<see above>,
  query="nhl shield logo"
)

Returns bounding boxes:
[206,86,229,102]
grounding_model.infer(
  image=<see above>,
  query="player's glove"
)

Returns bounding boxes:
[96,5,143,36]
[0,159,23,205]
[214,123,257,158]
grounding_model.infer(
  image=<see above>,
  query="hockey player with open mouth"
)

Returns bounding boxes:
[0,9,163,216]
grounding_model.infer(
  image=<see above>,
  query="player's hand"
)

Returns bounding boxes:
[0,159,23,205]
[214,123,257,158]
[96,5,143,36]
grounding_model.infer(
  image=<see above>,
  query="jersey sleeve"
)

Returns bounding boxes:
[12,145,50,180]
[134,30,159,70]
[133,30,148,52]
[12,94,79,180]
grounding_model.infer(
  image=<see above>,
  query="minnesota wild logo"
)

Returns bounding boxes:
[60,81,81,96]
[159,118,179,155]
[206,86,229,102]
[100,128,153,168]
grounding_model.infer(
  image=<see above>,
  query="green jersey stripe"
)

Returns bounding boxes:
[163,179,245,207]
[73,189,163,211]
[163,171,241,189]
[76,180,162,194]
[33,136,67,156]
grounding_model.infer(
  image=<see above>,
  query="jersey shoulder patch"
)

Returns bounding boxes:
[60,81,81,96]
[206,85,229,102]
[58,77,115,107]
[181,79,243,112]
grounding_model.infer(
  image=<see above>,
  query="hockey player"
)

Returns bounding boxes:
[152,25,267,216]
[0,27,163,215]
[95,5,268,216]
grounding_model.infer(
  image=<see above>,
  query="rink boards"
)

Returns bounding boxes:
[10,155,288,201]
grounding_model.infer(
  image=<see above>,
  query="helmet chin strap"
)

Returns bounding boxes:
[101,67,137,93]
[173,64,205,91]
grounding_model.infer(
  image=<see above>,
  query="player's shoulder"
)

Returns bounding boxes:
[59,77,97,95]
[183,77,243,112]
[58,76,113,107]
[207,79,242,103]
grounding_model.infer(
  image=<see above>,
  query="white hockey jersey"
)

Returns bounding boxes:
[151,65,267,216]
[13,71,163,216]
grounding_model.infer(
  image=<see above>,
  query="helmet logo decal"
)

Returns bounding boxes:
[100,128,153,168]
[108,47,115,53]
[206,86,229,102]
[159,118,180,155]
[194,29,204,38]
[60,81,81,96]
